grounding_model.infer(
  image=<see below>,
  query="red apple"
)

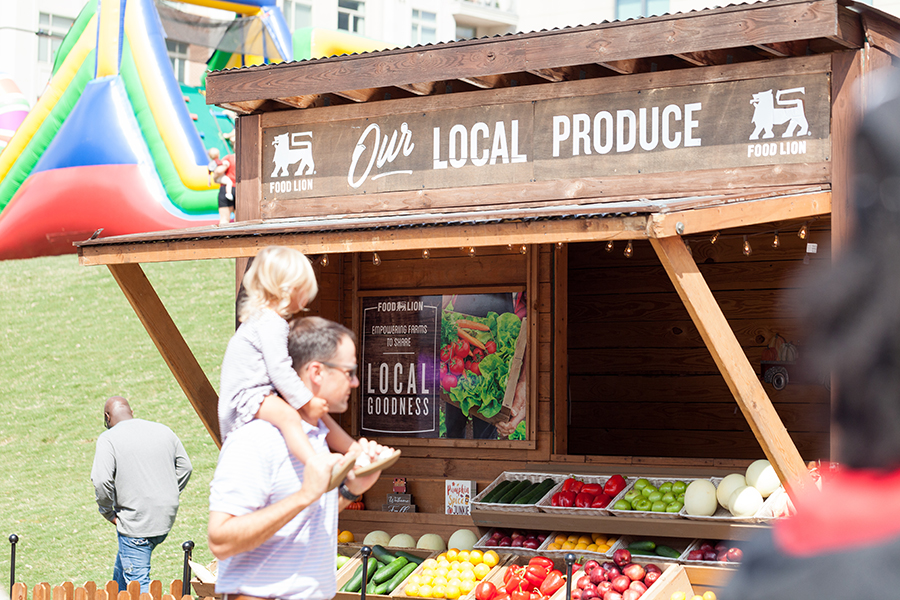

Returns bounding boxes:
[491,531,504,540]
[602,592,623,600]
[581,587,598,600]
[583,560,601,575]
[622,564,645,582]
[643,572,660,586]
[604,566,621,580]
[726,547,743,562]
[523,538,540,549]
[571,591,582,600]
[715,541,729,552]
[611,576,631,594]
[613,549,632,567]
[686,550,703,561]
[716,550,728,562]
[702,550,718,561]
[622,590,641,600]
[643,564,661,575]
[597,582,613,596]
[537,534,548,543]
[577,576,591,590]
[628,581,647,594]
[699,543,714,552]
[511,537,524,548]
[484,538,498,547]
[590,569,608,585]
[499,536,512,547]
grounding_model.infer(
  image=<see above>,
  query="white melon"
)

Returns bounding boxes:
[389,533,416,548]
[728,485,764,517]
[683,479,717,516]
[716,473,747,509]
[417,533,446,552]
[745,459,781,498]
[448,529,479,551]
[363,530,391,546]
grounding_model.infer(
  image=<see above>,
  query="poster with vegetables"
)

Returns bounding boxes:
[359,292,527,440]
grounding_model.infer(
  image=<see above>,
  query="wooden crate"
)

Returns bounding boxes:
[335,548,435,600]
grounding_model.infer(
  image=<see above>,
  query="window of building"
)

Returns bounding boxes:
[283,0,313,30]
[411,9,437,45]
[338,0,365,34]
[166,39,189,83]
[455,24,476,40]
[37,13,75,64]
[616,0,669,20]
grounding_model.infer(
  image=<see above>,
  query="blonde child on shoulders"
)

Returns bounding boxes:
[219,246,357,487]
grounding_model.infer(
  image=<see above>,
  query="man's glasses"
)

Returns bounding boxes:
[321,361,358,380]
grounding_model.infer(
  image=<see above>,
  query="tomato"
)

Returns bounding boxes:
[475,581,497,600]
[448,356,465,375]
[485,340,497,354]
[440,344,453,362]
[471,347,486,361]
[465,359,481,375]
[440,362,448,377]
[441,371,458,390]
[452,338,470,358]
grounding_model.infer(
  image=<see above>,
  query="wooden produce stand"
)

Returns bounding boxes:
[76,0,900,594]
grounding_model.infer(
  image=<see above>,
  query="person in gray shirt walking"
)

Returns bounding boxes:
[91,396,193,592]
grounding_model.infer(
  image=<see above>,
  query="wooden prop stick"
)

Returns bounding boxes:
[107,263,221,445]
[650,235,814,498]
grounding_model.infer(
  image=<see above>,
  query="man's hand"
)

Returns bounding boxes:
[495,379,526,437]
[299,452,341,504]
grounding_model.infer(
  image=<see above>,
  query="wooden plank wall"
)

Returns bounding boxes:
[567,223,832,461]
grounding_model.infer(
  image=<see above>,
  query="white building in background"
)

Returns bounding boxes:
[2,0,899,104]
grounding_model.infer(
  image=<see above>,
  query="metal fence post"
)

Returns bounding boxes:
[9,534,18,597]
[181,540,194,598]
[360,545,372,600]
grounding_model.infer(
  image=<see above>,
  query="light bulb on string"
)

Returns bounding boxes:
[624,241,634,258]
[556,242,564,250]
[710,231,720,245]
[422,249,430,259]
[772,232,780,249]
[798,222,809,240]
[319,254,329,267]
[519,245,528,255]
[742,235,752,256]
[605,240,614,252]
[372,252,381,266]
[468,246,476,258]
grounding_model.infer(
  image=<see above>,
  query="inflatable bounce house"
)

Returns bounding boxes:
[0,0,387,260]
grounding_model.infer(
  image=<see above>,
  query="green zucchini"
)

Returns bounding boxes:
[375,581,391,595]
[628,540,657,552]
[366,580,376,594]
[343,557,378,593]
[371,544,396,565]
[496,480,532,504]
[480,480,514,503]
[340,563,363,592]
[515,478,556,504]
[394,550,424,565]
[373,557,409,584]
[656,545,681,559]
[387,562,419,593]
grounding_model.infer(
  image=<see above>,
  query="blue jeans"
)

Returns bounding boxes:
[113,532,167,592]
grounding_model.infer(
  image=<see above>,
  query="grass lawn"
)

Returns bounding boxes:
[0,253,236,589]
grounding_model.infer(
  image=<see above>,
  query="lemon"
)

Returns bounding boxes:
[405,584,420,597]
[469,550,484,565]
[459,570,477,582]
[337,530,354,543]
[669,593,686,600]
[432,576,449,588]
[421,568,436,580]
[446,549,459,562]
[432,585,447,598]
[436,566,450,578]
[422,559,439,569]
[483,550,500,567]
[459,580,476,594]
[446,584,462,600]
[418,585,433,598]
[702,593,717,600]
[555,534,568,545]
[473,563,491,580]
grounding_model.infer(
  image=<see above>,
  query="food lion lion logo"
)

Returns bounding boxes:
[749,88,809,140]
[271,132,315,177]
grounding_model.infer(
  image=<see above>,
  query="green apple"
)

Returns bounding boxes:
[613,499,632,510]
[672,480,687,494]
[651,501,667,512]
[641,485,658,498]
[624,489,642,503]
[632,498,652,511]
[647,491,663,502]
[661,492,676,504]
[659,482,673,493]
[634,478,650,490]
[666,501,683,513]
[677,493,686,503]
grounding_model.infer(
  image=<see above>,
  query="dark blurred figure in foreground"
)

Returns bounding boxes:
[722,80,900,599]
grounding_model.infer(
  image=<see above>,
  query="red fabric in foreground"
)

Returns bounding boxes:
[774,467,900,557]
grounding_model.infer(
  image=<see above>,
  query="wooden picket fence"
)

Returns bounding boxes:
[10,579,193,600]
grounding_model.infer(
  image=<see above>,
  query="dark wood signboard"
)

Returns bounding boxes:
[360,292,529,441]
[261,73,829,202]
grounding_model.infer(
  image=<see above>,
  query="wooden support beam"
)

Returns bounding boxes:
[332,88,384,103]
[650,235,813,498]
[396,81,436,95]
[278,95,323,109]
[107,263,221,446]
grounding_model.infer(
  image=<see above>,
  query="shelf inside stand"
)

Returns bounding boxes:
[471,509,768,541]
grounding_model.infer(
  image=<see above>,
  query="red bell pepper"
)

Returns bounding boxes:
[475,582,497,600]
[528,557,554,570]
[523,565,549,589]
[603,474,627,497]
[552,490,576,507]
[574,491,594,508]
[561,478,583,494]
[539,570,566,596]
[581,483,604,496]
[591,492,612,508]
[529,592,541,600]
[494,594,510,600]
[511,590,531,600]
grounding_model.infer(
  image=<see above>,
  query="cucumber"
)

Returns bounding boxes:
[371,544,396,565]
[656,545,681,559]
[340,563,363,592]
[375,581,391,595]
[628,540,657,552]
[387,562,418,593]
[343,557,378,593]
[366,580,376,594]
[394,550,424,565]
[509,481,540,503]
[373,557,409,584]
[481,480,514,503]
[496,480,532,504]
[515,478,556,504]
